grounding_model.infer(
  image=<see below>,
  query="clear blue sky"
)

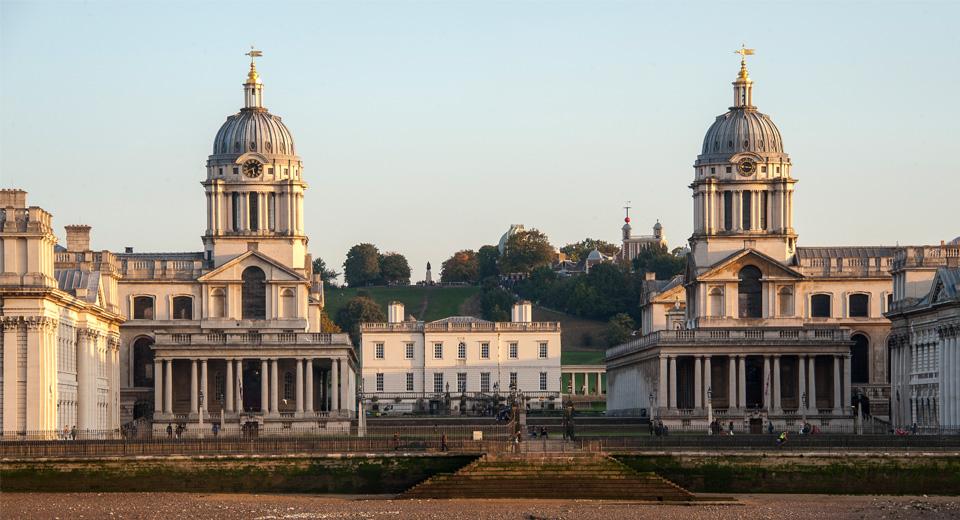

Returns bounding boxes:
[2,0,958,282]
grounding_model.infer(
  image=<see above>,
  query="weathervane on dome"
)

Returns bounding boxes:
[734,44,755,79]
[245,46,263,84]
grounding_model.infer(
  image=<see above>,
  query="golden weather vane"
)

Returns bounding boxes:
[246,46,263,65]
[734,44,755,65]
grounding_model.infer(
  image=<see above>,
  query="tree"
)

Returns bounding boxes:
[319,310,342,333]
[498,229,554,274]
[631,244,686,280]
[343,243,381,287]
[516,266,557,302]
[560,238,621,263]
[334,296,386,346]
[311,257,341,285]
[477,245,500,280]
[379,252,411,285]
[604,313,636,346]
[441,250,479,283]
[480,277,515,322]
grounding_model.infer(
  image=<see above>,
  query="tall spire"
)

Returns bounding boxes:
[243,46,264,109]
[732,44,755,108]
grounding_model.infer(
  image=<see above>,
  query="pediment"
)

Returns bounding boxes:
[198,250,306,283]
[696,248,804,282]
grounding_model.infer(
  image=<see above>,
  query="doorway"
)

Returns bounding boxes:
[242,361,263,412]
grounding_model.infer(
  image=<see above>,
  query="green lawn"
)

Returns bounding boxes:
[561,349,605,365]
[324,285,480,322]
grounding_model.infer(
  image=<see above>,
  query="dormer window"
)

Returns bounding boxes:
[725,166,732,173]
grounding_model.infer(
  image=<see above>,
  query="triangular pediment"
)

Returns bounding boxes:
[696,248,804,282]
[198,250,306,283]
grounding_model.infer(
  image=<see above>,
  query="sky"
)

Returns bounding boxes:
[2,0,958,283]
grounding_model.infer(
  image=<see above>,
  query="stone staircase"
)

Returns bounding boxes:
[401,453,695,501]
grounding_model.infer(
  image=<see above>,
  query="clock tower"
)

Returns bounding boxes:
[202,50,308,272]
[688,47,797,271]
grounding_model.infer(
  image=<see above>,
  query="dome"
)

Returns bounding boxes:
[212,109,296,156]
[698,108,784,163]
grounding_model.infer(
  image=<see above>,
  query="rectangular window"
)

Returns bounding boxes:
[538,342,548,359]
[480,343,490,359]
[725,166,732,173]
[480,372,490,392]
[433,373,444,393]
[405,343,414,359]
[406,372,414,391]
[457,372,467,393]
[509,343,518,359]
[218,167,223,176]
[723,191,733,231]
[741,191,752,230]
[268,193,276,231]
[710,167,716,174]
[849,294,869,317]
[374,343,384,360]
[539,372,548,391]
[232,167,239,175]
[433,343,443,359]
[509,372,518,390]
[759,192,768,230]
[376,373,384,392]
[458,342,466,359]
[248,192,260,231]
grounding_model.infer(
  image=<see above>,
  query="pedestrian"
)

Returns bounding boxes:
[70,425,77,440]
[728,421,735,436]
[166,423,173,438]
[212,423,219,437]
[649,420,654,436]
[440,432,448,452]
[540,426,548,439]
[767,421,774,434]
[513,430,522,453]
[393,431,400,451]
[777,431,788,447]
[62,425,69,440]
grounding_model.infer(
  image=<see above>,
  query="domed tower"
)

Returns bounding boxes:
[202,49,308,270]
[689,47,797,269]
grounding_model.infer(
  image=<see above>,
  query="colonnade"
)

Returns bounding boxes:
[693,183,793,235]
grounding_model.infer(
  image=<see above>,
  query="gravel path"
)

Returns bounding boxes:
[2,493,959,519]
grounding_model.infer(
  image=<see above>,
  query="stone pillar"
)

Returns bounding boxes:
[772,356,782,413]
[843,354,852,417]
[694,356,703,409]
[234,359,243,413]
[668,356,677,409]
[225,359,234,413]
[190,359,198,414]
[763,356,771,410]
[340,358,350,413]
[270,359,279,413]
[200,359,208,415]
[704,356,712,406]
[798,355,807,412]
[296,358,305,413]
[164,359,173,414]
[331,359,340,412]
[658,355,668,411]
[261,359,269,414]
[728,355,737,409]
[738,356,747,410]
[154,359,163,416]
[808,356,817,413]
[833,355,842,413]
[305,359,314,413]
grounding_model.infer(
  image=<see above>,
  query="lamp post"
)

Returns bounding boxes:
[707,387,713,429]
[649,391,656,421]
[801,392,808,424]
[198,390,204,439]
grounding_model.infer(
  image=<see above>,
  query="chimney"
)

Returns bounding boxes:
[387,301,405,323]
[511,300,532,323]
[645,272,656,281]
[0,189,28,208]
[64,225,91,252]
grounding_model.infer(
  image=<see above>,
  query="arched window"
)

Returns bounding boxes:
[849,293,869,317]
[210,288,225,318]
[851,333,870,383]
[133,296,154,320]
[737,266,763,318]
[280,288,296,318]
[132,337,155,387]
[172,296,193,320]
[778,287,794,317]
[709,287,724,317]
[242,266,266,319]
[811,294,832,318]
[283,371,294,400]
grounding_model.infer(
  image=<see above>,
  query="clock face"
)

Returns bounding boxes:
[737,158,756,176]
[241,159,262,178]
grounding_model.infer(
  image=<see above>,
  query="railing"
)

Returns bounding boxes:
[154,331,350,347]
[606,327,852,360]
[361,321,561,333]
[892,245,960,270]
[117,253,207,280]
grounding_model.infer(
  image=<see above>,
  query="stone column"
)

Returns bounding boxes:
[340,358,350,413]
[190,359,198,414]
[658,355,668,411]
[296,358,305,413]
[798,355,807,412]
[843,354,852,417]
[833,355,842,413]
[703,356,712,405]
[668,356,677,409]
[305,359,314,413]
[331,359,340,412]
[763,356,771,410]
[808,356,817,413]
[694,356,703,409]
[234,359,243,413]
[200,359,208,415]
[154,359,163,415]
[772,356,782,413]
[738,356,747,410]
[261,359,269,414]
[728,355,737,409]
[164,359,173,414]
[270,359,279,413]
[225,359,234,413]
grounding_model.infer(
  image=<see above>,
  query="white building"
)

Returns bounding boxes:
[1,191,124,436]
[360,301,562,413]
[620,212,668,265]
[886,243,960,430]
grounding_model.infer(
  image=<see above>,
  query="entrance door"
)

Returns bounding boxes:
[242,361,263,412]
[749,417,763,434]
[745,357,764,409]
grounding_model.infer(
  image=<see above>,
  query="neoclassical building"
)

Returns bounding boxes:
[1,191,124,436]
[607,51,907,429]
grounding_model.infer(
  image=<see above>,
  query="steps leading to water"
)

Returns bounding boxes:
[402,453,695,501]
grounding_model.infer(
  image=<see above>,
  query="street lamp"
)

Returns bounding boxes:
[198,390,205,439]
[649,391,656,420]
[706,386,713,429]
[801,391,808,423]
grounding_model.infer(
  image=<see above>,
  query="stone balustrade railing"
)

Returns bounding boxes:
[892,245,960,271]
[155,331,352,347]
[360,321,561,333]
[606,327,852,360]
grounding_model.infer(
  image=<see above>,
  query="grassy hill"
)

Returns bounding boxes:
[325,285,608,366]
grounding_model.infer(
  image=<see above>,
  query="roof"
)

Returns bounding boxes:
[54,269,101,304]
[796,246,896,259]
[926,267,960,303]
